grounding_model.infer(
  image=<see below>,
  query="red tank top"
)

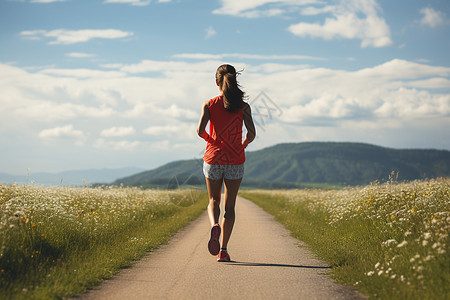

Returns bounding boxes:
[203,95,245,165]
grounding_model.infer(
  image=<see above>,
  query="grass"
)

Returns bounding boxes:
[240,177,449,299]
[0,184,208,299]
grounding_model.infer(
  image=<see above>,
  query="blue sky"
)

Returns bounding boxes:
[1,0,449,175]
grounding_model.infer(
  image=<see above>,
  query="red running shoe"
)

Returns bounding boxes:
[208,224,221,255]
[217,251,231,262]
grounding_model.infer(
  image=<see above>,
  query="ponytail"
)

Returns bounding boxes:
[216,64,245,113]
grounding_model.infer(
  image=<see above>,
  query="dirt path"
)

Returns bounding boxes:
[75,196,365,299]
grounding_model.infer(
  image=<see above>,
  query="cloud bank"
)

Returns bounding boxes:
[1,57,449,155]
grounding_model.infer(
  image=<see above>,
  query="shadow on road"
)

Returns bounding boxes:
[224,261,331,269]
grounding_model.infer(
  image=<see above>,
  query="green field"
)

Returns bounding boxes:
[0,184,208,299]
[1,176,448,299]
[241,177,449,299]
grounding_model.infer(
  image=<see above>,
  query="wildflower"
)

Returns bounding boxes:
[378,270,384,276]
[382,239,397,246]
[366,271,374,276]
[375,262,380,269]
[423,232,432,239]
[397,240,408,248]
[422,240,428,246]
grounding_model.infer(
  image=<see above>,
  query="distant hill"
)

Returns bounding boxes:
[0,167,145,186]
[114,142,450,189]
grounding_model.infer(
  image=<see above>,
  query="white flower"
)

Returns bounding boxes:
[366,271,374,276]
[423,232,432,239]
[375,262,380,269]
[397,240,408,248]
[382,239,397,246]
[422,240,429,246]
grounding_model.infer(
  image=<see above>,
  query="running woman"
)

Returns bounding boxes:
[197,64,256,262]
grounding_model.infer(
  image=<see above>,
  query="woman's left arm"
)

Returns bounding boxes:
[242,103,256,148]
[197,100,210,141]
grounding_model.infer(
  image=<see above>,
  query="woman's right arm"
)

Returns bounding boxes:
[242,103,256,148]
[197,100,210,141]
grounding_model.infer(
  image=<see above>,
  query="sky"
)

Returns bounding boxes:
[1,0,449,175]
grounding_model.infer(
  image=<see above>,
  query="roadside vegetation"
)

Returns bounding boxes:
[241,176,449,299]
[0,184,207,299]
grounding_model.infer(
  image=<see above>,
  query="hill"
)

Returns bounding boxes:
[114,142,450,189]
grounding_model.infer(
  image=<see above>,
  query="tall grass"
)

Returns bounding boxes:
[0,184,207,299]
[241,177,449,299]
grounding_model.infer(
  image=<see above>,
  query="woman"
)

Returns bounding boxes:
[197,64,256,262]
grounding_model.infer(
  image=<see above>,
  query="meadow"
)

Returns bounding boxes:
[1,177,448,299]
[241,176,449,299]
[0,184,208,299]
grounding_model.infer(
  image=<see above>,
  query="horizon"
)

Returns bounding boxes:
[1,0,449,174]
[3,141,449,176]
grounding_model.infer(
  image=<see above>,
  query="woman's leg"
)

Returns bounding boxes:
[205,177,223,226]
[221,177,242,249]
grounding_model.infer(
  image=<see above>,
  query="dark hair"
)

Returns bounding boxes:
[215,64,245,113]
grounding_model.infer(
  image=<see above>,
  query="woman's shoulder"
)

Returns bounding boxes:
[208,95,223,107]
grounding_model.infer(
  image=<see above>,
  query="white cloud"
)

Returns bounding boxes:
[213,0,392,48]
[142,123,197,140]
[40,68,126,78]
[103,0,171,5]
[66,52,96,58]
[420,7,447,28]
[143,125,180,136]
[213,0,315,18]
[30,0,67,3]
[173,53,325,61]
[20,29,134,45]
[100,126,136,137]
[103,0,151,6]
[101,126,136,137]
[289,0,392,48]
[116,59,221,74]
[205,26,217,39]
[39,125,86,145]
[94,139,141,150]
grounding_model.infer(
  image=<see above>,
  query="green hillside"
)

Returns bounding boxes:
[115,142,450,189]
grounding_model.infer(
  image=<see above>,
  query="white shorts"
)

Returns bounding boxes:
[203,162,244,180]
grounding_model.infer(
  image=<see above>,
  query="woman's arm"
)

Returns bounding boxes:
[242,103,256,148]
[197,100,210,141]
